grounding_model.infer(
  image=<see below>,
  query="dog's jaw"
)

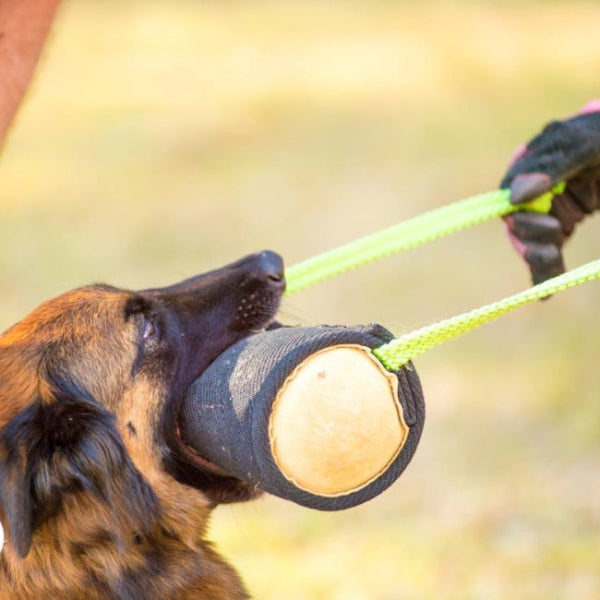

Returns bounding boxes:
[161,252,285,504]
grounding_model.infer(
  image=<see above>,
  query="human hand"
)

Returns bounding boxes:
[501,101,600,284]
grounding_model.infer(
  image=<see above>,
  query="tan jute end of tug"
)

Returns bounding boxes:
[268,344,409,497]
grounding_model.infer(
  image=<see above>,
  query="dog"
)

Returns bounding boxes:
[0,250,285,600]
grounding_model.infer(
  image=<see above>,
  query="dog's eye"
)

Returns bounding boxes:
[142,316,159,341]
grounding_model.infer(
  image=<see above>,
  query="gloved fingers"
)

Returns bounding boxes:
[504,190,588,274]
[499,104,600,286]
[564,175,600,213]
[524,241,566,286]
[549,189,589,237]
[504,211,564,247]
[501,112,600,200]
[508,172,554,205]
[503,211,566,285]
[506,174,600,236]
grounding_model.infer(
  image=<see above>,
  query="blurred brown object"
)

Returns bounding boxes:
[0,0,60,148]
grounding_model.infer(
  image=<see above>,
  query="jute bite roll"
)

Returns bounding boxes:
[180,324,425,510]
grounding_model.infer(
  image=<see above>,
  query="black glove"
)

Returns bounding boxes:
[500,101,600,285]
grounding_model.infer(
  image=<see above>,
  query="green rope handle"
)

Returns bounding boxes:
[284,182,600,370]
[284,184,563,296]
[372,258,600,370]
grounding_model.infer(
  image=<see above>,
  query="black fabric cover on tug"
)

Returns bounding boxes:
[180,324,425,511]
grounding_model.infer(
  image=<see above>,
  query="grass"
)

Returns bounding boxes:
[2,1,600,597]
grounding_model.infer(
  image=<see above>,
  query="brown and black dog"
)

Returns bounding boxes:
[0,250,285,600]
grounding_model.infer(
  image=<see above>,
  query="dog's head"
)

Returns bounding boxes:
[0,251,284,561]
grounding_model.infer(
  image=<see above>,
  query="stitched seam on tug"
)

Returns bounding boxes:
[268,344,409,497]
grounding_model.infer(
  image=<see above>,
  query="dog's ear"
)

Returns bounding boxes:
[0,389,158,558]
[0,416,34,558]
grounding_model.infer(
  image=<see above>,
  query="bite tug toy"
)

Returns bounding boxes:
[181,324,424,510]
[181,184,600,510]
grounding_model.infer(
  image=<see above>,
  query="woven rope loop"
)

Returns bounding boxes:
[285,182,599,370]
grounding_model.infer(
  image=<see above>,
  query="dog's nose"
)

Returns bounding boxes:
[255,250,285,285]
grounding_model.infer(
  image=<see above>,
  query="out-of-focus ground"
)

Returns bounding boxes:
[2,1,600,598]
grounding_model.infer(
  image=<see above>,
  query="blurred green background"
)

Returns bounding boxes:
[2,0,600,598]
